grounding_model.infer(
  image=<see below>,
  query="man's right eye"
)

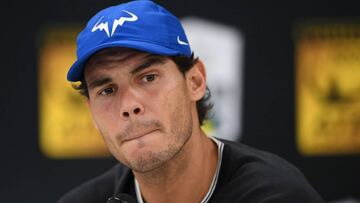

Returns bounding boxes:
[99,87,114,96]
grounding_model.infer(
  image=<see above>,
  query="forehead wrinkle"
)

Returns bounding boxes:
[86,50,140,72]
[85,51,141,78]
[85,50,158,83]
[130,55,167,75]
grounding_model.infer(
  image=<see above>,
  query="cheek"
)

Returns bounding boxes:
[155,82,190,122]
[92,96,120,117]
[89,100,119,135]
[89,103,123,157]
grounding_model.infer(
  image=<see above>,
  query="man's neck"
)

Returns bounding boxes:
[133,130,218,203]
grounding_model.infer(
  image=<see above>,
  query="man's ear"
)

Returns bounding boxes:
[186,59,207,102]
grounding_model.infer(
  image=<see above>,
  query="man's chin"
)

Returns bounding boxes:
[126,152,167,173]
[124,144,182,173]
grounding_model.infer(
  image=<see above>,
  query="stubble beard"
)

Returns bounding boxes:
[128,113,193,173]
[99,107,194,174]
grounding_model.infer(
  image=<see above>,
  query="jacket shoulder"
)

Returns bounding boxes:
[212,139,325,203]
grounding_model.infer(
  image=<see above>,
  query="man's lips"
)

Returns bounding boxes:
[121,129,159,143]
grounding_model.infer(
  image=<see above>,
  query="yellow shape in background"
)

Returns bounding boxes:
[201,119,216,136]
[38,26,110,158]
[296,23,360,156]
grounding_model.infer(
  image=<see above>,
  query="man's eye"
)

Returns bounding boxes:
[99,87,114,96]
[142,74,157,82]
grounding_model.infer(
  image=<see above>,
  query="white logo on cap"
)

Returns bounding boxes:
[177,36,189,45]
[92,10,138,37]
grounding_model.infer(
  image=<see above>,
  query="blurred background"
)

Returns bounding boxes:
[1,0,360,202]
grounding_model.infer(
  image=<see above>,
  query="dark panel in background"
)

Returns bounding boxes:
[1,0,359,202]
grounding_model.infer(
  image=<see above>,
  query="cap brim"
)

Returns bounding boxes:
[67,40,182,82]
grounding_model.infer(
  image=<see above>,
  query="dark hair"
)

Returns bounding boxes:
[72,53,213,125]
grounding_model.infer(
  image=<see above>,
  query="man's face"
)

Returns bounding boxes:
[84,49,196,173]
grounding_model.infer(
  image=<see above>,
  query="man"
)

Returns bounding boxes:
[58,0,325,202]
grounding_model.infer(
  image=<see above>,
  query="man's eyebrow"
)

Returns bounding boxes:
[88,77,112,90]
[130,55,165,75]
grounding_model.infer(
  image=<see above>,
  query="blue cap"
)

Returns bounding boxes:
[67,0,192,82]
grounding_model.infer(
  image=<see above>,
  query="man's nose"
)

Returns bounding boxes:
[119,89,144,119]
[122,106,142,118]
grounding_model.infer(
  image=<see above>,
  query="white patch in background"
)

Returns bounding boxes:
[181,17,244,141]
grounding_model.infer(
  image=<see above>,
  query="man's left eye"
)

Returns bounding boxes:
[142,74,157,82]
